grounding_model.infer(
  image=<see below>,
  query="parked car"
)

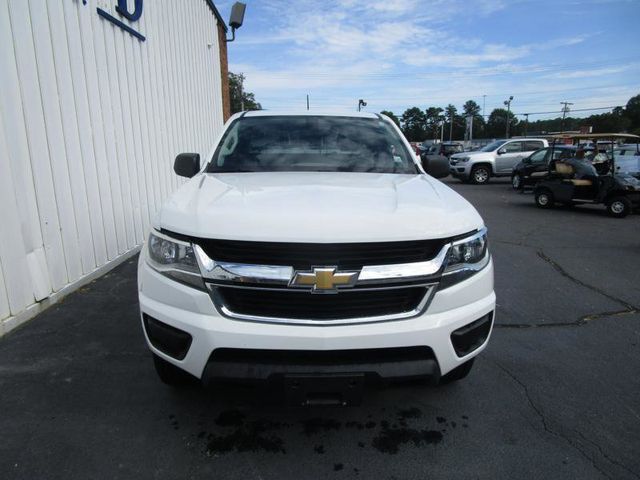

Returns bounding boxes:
[137,111,495,402]
[450,138,548,184]
[511,145,576,190]
[613,144,640,179]
[424,142,464,158]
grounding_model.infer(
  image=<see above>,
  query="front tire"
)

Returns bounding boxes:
[535,189,554,209]
[152,354,196,387]
[470,165,490,185]
[511,174,523,191]
[439,359,475,385]
[606,196,631,218]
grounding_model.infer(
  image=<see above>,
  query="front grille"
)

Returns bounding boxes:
[193,238,447,270]
[212,286,429,321]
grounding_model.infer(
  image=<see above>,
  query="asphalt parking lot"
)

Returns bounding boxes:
[1,177,639,480]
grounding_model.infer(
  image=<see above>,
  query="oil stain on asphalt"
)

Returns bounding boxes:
[170,407,469,458]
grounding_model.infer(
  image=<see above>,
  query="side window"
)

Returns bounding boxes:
[529,149,547,163]
[524,141,544,151]
[502,141,522,153]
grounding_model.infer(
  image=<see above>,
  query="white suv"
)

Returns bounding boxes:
[138,112,495,403]
[450,138,548,184]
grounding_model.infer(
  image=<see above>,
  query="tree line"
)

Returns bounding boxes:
[382,93,640,142]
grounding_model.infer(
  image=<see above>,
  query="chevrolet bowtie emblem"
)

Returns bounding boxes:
[290,267,359,293]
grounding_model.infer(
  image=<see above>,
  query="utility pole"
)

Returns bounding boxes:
[239,73,245,111]
[523,113,529,137]
[503,96,513,138]
[560,101,573,133]
[482,94,486,119]
[306,94,309,111]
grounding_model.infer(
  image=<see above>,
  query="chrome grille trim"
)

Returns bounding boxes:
[194,243,450,287]
[207,283,438,326]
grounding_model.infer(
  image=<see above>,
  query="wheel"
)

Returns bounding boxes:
[511,174,523,191]
[606,196,631,218]
[534,189,554,209]
[439,359,475,385]
[470,165,490,185]
[152,354,195,386]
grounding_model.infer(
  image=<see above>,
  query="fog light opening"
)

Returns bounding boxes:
[450,312,493,357]
[143,314,192,360]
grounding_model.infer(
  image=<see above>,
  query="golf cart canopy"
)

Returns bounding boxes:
[547,133,640,141]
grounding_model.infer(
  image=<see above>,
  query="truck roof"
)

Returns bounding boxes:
[242,110,380,119]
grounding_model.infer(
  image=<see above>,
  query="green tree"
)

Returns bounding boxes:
[425,107,444,140]
[380,110,400,127]
[462,100,485,138]
[229,72,262,114]
[625,94,640,134]
[445,104,458,141]
[462,100,481,117]
[583,107,630,133]
[400,107,427,142]
[486,108,519,138]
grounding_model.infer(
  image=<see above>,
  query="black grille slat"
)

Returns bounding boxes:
[194,239,446,269]
[215,287,427,320]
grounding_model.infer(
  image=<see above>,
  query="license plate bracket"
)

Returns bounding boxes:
[283,373,365,406]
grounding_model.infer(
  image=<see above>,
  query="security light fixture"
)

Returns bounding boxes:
[504,96,514,138]
[358,99,367,112]
[226,2,246,42]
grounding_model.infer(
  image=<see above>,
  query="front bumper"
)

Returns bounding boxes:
[449,160,471,179]
[138,258,495,381]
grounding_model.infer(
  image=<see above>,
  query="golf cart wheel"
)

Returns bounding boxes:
[152,353,195,387]
[440,359,475,385]
[606,196,631,218]
[470,165,490,185]
[535,189,554,209]
[511,174,523,191]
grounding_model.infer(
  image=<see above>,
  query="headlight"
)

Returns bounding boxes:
[146,231,204,289]
[459,156,470,162]
[440,228,489,289]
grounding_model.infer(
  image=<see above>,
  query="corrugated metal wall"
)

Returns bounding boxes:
[0,0,225,335]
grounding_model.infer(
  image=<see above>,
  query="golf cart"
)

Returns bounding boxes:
[533,133,640,218]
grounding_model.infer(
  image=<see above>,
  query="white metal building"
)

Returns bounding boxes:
[0,0,230,335]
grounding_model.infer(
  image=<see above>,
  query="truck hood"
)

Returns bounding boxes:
[156,172,484,242]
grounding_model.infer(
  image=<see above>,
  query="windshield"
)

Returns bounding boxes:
[207,116,418,174]
[480,140,507,152]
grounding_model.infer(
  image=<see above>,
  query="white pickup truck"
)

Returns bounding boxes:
[138,111,495,404]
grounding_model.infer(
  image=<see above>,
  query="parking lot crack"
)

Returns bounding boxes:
[495,249,638,329]
[536,251,637,312]
[491,359,615,480]
[573,428,640,479]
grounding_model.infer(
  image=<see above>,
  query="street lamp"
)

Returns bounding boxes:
[358,99,367,112]
[503,96,513,138]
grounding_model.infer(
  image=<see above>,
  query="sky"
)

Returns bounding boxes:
[217,0,640,120]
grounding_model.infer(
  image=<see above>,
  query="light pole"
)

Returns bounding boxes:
[504,96,513,138]
[523,113,529,137]
[482,94,486,118]
[560,101,573,133]
[358,99,367,112]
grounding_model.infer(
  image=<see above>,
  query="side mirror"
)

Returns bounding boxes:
[423,155,450,179]
[497,148,506,155]
[174,153,200,178]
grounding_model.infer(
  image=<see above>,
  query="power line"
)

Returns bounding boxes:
[511,105,621,117]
